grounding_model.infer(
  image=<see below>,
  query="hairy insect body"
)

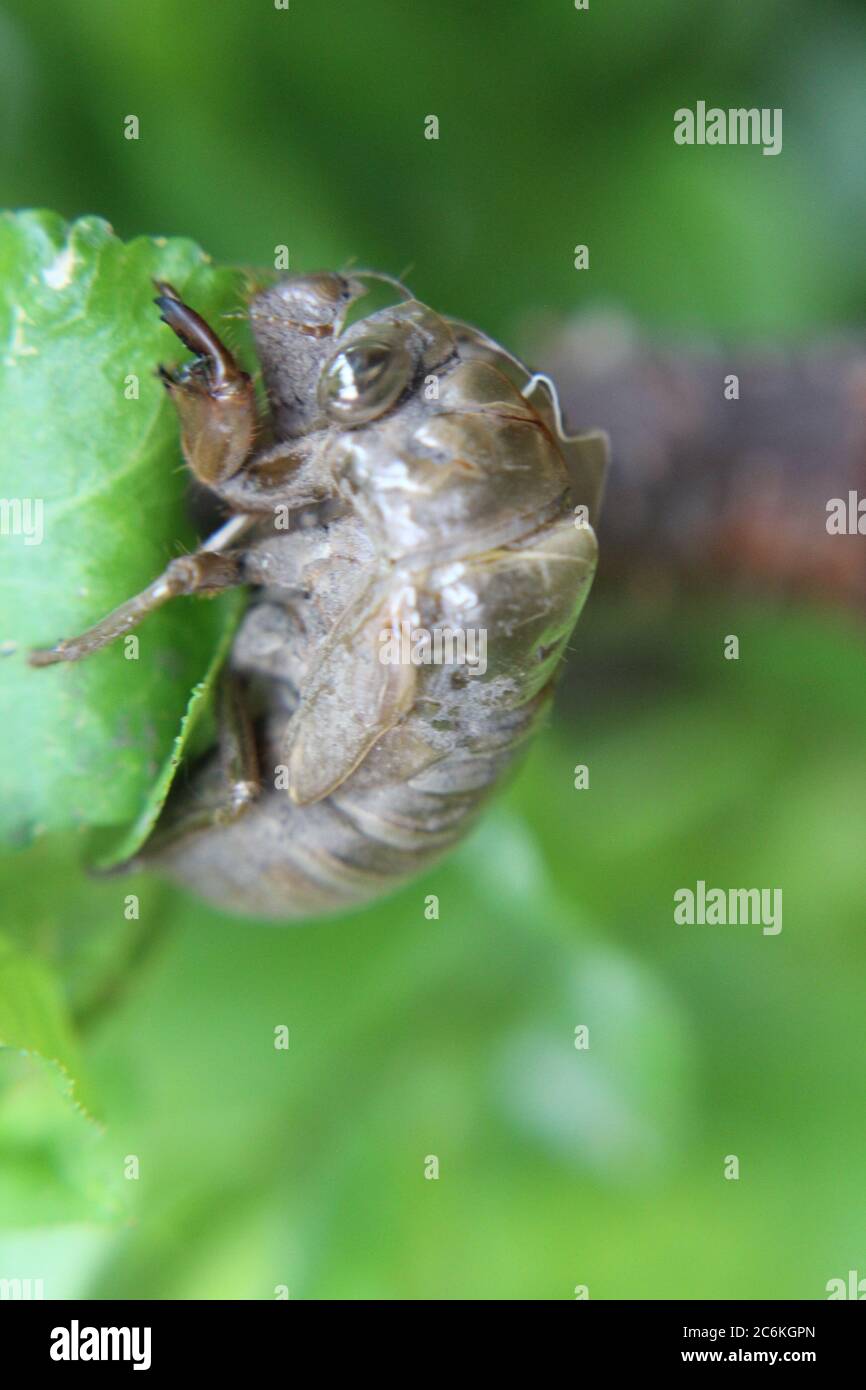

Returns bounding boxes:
[32,273,605,919]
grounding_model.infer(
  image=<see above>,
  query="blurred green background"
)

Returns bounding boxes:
[1,0,865,1299]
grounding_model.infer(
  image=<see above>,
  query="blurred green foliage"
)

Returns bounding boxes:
[1,0,865,339]
[0,0,865,1300]
[3,602,866,1298]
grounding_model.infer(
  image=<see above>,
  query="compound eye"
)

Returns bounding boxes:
[318,335,412,425]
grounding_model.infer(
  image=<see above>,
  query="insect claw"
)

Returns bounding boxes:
[151,287,257,483]
[153,281,243,390]
[28,643,64,667]
[152,278,178,302]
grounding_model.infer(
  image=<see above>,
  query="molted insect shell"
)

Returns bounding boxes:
[317,333,414,425]
[32,270,608,921]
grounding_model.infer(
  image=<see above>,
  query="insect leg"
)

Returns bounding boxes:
[215,438,337,513]
[155,281,257,487]
[141,669,261,855]
[29,546,243,666]
[214,667,261,816]
[102,670,261,872]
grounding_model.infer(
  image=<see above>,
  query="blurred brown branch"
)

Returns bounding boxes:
[534,314,866,613]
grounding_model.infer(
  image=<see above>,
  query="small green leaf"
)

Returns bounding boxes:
[0,934,96,1120]
[92,586,247,870]
[0,211,251,847]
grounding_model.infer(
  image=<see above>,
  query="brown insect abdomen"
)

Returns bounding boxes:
[150,505,597,920]
[149,691,547,919]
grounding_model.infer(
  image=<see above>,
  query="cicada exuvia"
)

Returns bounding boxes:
[31,271,607,918]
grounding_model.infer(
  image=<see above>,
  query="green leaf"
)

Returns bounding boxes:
[0,211,251,847]
[0,934,96,1120]
[92,586,247,870]
[0,832,168,1019]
